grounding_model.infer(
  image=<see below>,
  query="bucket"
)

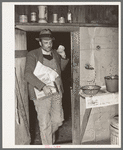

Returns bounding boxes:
[104,75,118,93]
[110,116,119,145]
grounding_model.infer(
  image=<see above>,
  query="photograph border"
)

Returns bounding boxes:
[2,1,122,149]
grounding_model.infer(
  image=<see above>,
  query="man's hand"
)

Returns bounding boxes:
[43,85,52,96]
[57,45,66,59]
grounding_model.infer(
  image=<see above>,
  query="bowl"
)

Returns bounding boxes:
[81,85,101,96]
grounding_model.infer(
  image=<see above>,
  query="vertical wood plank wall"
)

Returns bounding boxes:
[15,29,31,145]
[15,5,118,24]
[68,5,118,24]
[71,29,81,144]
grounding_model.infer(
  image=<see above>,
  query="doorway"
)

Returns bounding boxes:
[27,31,72,144]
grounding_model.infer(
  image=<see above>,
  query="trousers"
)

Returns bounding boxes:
[33,94,64,145]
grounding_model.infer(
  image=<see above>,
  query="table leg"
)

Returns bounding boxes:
[80,108,92,143]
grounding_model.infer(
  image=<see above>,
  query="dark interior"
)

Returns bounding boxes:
[27,32,71,144]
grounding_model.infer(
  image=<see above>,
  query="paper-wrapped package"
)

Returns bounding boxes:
[33,61,59,99]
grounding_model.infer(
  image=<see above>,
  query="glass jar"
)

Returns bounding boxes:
[31,12,36,22]
[19,15,28,23]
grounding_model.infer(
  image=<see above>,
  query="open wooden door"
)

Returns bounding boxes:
[71,29,81,145]
[15,29,31,145]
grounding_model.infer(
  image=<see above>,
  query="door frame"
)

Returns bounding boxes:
[15,26,81,145]
[70,29,81,145]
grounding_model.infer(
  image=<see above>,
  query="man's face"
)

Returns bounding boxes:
[40,39,53,52]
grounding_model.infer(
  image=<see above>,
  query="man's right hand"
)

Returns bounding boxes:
[43,85,52,96]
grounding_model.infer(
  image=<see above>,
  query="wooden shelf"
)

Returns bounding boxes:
[15,23,118,32]
[15,23,79,32]
[79,86,119,109]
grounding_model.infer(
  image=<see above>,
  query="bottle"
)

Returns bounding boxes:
[67,10,72,23]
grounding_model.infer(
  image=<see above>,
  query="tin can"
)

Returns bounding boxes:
[19,15,28,23]
[53,14,58,23]
[31,12,36,22]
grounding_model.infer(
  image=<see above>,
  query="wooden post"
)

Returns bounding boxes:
[71,29,81,145]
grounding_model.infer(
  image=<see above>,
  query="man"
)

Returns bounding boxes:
[24,29,69,145]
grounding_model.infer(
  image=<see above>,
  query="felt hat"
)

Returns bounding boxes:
[35,29,55,41]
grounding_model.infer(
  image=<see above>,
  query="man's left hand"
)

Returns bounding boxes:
[57,45,66,59]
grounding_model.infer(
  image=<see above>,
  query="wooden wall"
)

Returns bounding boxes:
[68,5,118,24]
[15,29,31,145]
[15,5,118,24]
[15,5,38,23]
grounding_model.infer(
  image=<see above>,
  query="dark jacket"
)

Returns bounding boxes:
[24,47,69,100]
